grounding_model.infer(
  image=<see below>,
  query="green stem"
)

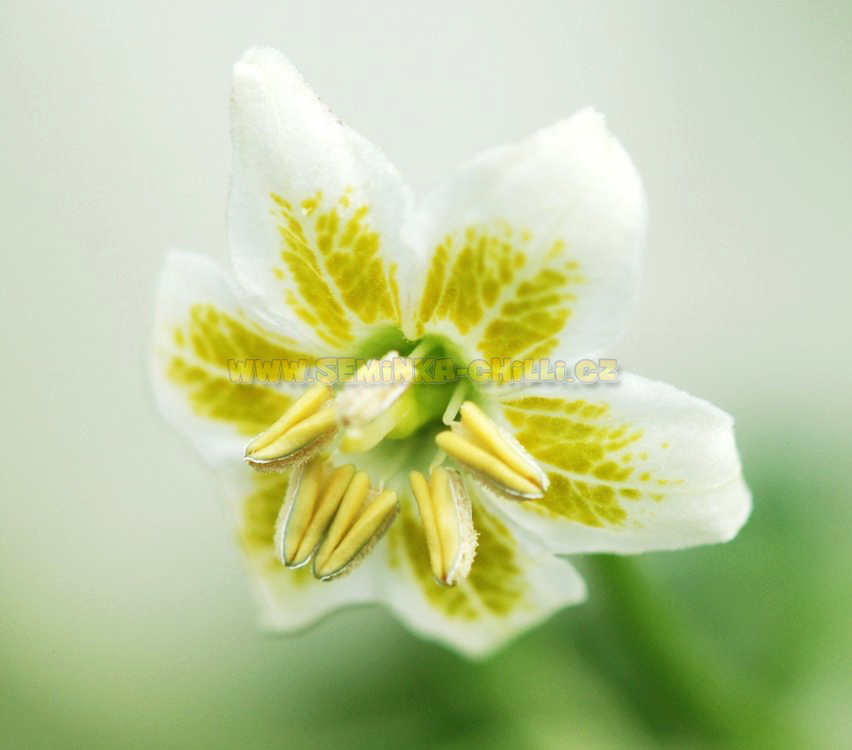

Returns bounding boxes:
[577,556,797,748]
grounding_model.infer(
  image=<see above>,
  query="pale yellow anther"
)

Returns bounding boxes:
[245,384,337,470]
[277,457,323,566]
[338,405,401,454]
[336,351,412,426]
[312,473,399,580]
[436,432,540,496]
[435,401,549,499]
[274,458,356,568]
[459,402,544,486]
[410,467,476,586]
[294,464,356,563]
[336,351,414,454]
[409,471,443,578]
[319,470,372,555]
[314,490,398,580]
[275,460,397,578]
[250,405,337,459]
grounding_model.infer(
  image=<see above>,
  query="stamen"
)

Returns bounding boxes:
[338,405,401,454]
[435,401,549,499]
[337,351,412,426]
[293,464,356,563]
[409,467,477,586]
[274,460,399,578]
[245,384,337,471]
[336,351,414,453]
[274,458,355,568]
[312,472,399,580]
[458,402,545,486]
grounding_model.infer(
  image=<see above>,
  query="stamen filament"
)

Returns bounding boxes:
[442,379,469,425]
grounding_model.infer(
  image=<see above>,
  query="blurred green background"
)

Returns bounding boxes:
[2,1,850,747]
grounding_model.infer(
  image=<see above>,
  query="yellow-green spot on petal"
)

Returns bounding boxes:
[502,400,639,478]
[417,240,450,327]
[416,225,584,361]
[239,472,313,586]
[500,397,679,527]
[271,190,401,348]
[389,498,524,620]
[542,473,626,526]
[417,225,526,335]
[167,304,309,435]
[167,359,292,435]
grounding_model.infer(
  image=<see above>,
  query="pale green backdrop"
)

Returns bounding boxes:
[1,1,850,747]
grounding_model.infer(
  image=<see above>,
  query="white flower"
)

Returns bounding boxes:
[150,47,750,657]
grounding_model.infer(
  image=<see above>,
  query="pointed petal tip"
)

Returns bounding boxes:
[234,45,297,76]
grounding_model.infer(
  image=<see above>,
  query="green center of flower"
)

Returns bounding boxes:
[242,329,548,585]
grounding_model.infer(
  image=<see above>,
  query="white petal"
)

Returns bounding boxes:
[152,251,368,630]
[378,488,586,658]
[229,47,415,351]
[487,374,751,554]
[151,250,310,467]
[220,464,382,631]
[410,109,645,363]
